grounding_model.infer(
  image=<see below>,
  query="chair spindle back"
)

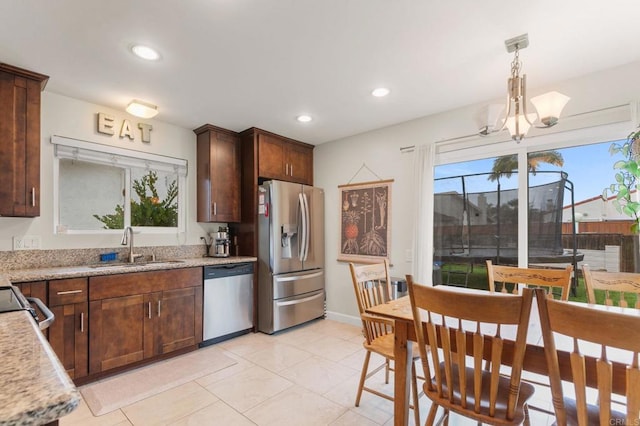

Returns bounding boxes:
[407,275,535,424]
[582,264,640,308]
[486,260,572,301]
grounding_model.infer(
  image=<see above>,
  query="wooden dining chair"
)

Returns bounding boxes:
[406,275,535,425]
[486,260,572,301]
[582,264,640,308]
[349,260,421,424]
[535,289,640,425]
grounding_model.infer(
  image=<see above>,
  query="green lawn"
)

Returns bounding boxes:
[438,263,638,307]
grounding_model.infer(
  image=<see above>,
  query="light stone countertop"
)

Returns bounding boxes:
[2,256,257,283]
[0,311,80,425]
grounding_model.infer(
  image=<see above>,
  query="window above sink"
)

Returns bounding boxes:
[52,136,187,235]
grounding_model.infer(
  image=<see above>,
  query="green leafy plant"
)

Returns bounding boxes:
[603,126,640,233]
[93,170,178,229]
[488,150,564,181]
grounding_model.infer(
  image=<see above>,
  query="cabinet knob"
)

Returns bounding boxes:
[31,187,36,207]
[80,312,85,333]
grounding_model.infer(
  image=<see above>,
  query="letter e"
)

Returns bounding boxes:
[97,113,115,135]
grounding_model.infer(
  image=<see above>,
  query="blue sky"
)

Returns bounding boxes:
[434,139,625,204]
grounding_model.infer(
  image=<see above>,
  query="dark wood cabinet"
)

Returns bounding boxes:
[88,268,202,375]
[257,132,313,185]
[0,63,48,217]
[89,293,148,374]
[156,286,203,354]
[48,278,88,379]
[232,128,314,258]
[194,124,241,223]
[13,281,48,338]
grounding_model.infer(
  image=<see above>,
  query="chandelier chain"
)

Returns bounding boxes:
[510,46,522,78]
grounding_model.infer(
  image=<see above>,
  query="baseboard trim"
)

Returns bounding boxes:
[325,311,361,327]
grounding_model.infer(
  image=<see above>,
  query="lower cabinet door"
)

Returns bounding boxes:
[14,281,48,338]
[158,287,203,354]
[89,294,151,374]
[49,302,88,379]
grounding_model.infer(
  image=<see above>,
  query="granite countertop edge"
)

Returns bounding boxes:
[0,311,80,426]
[1,256,257,284]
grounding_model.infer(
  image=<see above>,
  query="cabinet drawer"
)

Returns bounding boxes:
[90,268,201,301]
[49,278,88,306]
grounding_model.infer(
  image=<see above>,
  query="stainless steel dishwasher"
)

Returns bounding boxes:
[201,262,254,346]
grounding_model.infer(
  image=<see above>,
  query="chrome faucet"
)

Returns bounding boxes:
[121,226,143,263]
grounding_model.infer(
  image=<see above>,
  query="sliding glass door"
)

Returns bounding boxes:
[432,137,632,296]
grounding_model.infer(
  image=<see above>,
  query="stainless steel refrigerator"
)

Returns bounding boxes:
[257,180,325,334]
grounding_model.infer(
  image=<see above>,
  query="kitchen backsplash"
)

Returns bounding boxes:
[0,245,207,270]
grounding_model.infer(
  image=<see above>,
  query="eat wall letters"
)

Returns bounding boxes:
[96,112,153,143]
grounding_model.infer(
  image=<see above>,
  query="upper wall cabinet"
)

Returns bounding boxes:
[194,124,241,223]
[232,128,314,256]
[239,128,314,185]
[256,131,313,185]
[0,63,49,217]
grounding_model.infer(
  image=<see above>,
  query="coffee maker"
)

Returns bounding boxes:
[212,226,230,257]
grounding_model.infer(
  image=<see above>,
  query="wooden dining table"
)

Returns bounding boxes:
[365,286,640,426]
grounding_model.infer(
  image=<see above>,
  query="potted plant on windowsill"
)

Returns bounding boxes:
[603,126,640,233]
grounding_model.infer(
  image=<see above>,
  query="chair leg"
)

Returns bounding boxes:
[425,403,439,426]
[411,362,421,426]
[385,357,390,384]
[355,351,372,407]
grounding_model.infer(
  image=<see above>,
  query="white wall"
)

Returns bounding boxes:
[316,60,640,320]
[0,92,221,251]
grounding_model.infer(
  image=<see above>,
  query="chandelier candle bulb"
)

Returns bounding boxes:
[530,91,571,126]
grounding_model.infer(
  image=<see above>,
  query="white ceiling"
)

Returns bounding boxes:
[2,1,640,145]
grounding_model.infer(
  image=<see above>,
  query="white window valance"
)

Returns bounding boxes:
[51,135,188,177]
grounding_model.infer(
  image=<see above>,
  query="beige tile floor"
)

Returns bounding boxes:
[60,319,554,426]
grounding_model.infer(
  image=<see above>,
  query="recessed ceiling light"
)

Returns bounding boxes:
[372,87,390,97]
[131,44,161,61]
[296,115,312,123]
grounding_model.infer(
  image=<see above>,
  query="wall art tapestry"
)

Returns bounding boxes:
[338,179,393,263]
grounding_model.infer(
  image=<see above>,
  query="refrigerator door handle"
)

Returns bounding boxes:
[298,193,307,260]
[275,271,324,282]
[302,192,310,261]
[275,291,324,307]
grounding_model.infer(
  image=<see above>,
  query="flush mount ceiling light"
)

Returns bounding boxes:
[371,87,390,97]
[479,33,570,142]
[130,44,160,61]
[296,114,312,123]
[126,99,158,119]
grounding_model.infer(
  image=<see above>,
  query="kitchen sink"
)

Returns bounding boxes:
[143,260,185,265]
[88,260,184,268]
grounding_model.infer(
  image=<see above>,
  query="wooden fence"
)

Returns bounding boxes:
[561,220,635,235]
[562,233,639,272]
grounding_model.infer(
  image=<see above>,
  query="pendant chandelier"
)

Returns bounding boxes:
[479,34,570,142]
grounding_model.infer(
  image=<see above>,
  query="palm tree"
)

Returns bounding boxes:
[488,151,564,181]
